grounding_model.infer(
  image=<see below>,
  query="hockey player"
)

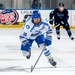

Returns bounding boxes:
[49,3,74,40]
[19,10,57,66]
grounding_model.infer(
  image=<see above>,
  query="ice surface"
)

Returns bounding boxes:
[0,28,75,75]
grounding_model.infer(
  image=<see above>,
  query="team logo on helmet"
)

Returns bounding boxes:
[32,10,41,18]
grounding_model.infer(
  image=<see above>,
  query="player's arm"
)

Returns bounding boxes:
[49,11,54,25]
[61,9,69,25]
[19,24,32,46]
[44,22,52,46]
[65,9,69,21]
[62,9,69,22]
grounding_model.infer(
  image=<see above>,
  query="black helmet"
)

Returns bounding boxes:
[59,3,64,7]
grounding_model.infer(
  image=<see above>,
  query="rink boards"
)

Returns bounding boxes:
[0,10,75,29]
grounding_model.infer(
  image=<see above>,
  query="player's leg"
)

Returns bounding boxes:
[35,35,57,66]
[21,39,34,59]
[55,23,60,40]
[63,22,74,40]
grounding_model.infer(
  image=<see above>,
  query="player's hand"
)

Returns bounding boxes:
[49,21,53,25]
[23,20,25,22]
[22,39,30,47]
[45,36,52,46]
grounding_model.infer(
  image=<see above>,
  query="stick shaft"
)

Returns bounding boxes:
[31,49,44,72]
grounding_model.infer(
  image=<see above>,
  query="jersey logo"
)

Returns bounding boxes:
[26,25,30,29]
[57,13,64,19]
[23,32,27,36]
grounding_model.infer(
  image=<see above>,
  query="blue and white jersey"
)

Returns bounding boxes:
[20,17,52,41]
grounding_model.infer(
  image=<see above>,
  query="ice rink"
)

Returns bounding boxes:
[0,28,75,75]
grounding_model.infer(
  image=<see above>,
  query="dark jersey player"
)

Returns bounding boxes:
[49,3,74,40]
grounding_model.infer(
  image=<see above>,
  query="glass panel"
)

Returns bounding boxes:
[0,0,13,9]
[0,0,74,9]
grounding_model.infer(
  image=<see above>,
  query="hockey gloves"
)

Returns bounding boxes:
[49,20,53,25]
[21,39,30,51]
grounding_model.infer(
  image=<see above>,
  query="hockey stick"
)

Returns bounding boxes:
[45,18,60,28]
[43,24,60,35]
[31,48,44,72]
[52,24,60,29]
[55,24,60,28]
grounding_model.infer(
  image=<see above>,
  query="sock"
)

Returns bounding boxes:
[44,48,52,59]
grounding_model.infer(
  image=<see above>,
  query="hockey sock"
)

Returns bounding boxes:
[44,48,52,59]
[39,44,52,59]
[67,29,72,37]
[56,30,60,35]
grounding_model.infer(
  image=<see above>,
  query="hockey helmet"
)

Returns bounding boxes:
[32,10,41,18]
[59,3,64,7]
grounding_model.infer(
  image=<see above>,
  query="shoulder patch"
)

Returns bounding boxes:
[26,25,30,29]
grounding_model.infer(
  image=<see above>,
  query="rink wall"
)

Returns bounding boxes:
[0,9,75,29]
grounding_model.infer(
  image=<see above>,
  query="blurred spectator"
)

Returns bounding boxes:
[72,3,75,9]
[31,0,41,9]
[0,3,5,9]
[72,0,75,9]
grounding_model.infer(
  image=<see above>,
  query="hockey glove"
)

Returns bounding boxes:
[22,40,30,51]
[49,19,53,25]
[22,39,30,48]
[45,36,52,46]
[49,20,53,25]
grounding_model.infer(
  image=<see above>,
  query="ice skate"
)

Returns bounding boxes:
[49,58,57,66]
[70,36,74,40]
[57,35,60,40]
[26,48,31,59]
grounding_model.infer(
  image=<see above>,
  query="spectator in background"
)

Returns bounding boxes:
[72,0,75,9]
[31,0,41,9]
[0,3,5,9]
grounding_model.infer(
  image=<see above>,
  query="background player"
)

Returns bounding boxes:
[49,3,74,40]
[19,10,57,66]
